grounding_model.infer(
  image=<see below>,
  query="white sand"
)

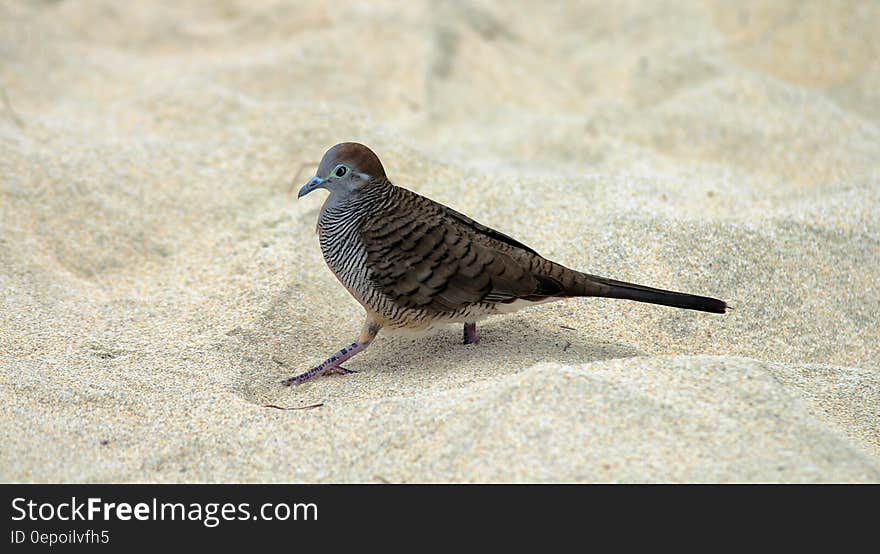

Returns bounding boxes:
[1,1,878,482]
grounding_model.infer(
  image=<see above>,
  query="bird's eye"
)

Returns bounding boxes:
[332,164,349,178]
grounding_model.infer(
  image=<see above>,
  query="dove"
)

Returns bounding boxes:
[285,142,726,385]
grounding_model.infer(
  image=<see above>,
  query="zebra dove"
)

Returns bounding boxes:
[285,142,727,385]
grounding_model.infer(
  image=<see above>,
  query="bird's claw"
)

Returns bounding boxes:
[326,366,357,375]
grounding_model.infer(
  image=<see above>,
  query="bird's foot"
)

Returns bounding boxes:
[282,364,355,386]
[281,341,366,386]
[281,366,325,386]
[281,366,357,387]
[463,322,479,345]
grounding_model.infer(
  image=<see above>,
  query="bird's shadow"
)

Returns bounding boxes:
[230,312,645,408]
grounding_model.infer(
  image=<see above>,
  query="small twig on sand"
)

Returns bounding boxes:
[560,325,576,331]
[263,402,325,411]
[562,341,571,352]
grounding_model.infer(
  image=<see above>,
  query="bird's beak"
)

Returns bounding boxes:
[297,176,326,198]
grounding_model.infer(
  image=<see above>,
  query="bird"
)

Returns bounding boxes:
[284,142,727,385]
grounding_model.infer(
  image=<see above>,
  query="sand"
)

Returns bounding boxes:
[1,1,878,483]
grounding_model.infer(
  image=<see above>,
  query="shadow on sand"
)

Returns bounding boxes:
[230,311,646,407]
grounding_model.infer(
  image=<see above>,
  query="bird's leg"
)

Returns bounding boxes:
[463,321,479,345]
[282,317,382,386]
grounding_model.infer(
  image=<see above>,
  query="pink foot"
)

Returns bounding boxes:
[463,322,479,345]
[282,341,367,386]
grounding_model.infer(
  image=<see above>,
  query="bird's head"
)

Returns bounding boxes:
[297,142,387,199]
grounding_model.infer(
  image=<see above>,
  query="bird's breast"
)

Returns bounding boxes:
[317,209,368,292]
[315,202,440,327]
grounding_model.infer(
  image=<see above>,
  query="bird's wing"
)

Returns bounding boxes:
[437,204,541,256]
[360,189,563,312]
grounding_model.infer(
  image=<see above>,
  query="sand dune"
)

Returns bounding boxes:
[1,0,878,482]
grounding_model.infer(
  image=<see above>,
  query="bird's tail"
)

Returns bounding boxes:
[575,273,728,314]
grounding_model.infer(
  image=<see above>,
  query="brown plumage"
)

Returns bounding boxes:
[285,142,727,385]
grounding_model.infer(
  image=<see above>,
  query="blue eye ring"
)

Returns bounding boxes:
[332,164,349,178]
